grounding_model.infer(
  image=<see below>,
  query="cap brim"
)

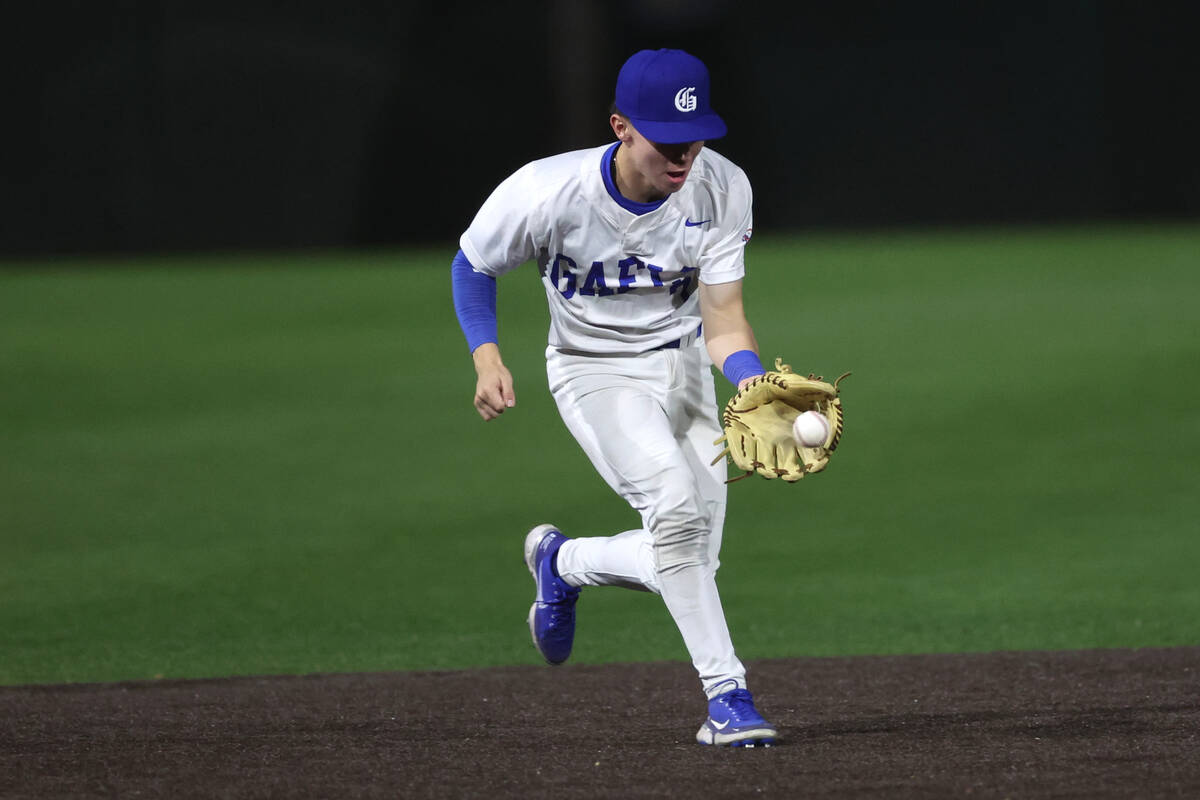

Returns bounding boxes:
[628,113,728,144]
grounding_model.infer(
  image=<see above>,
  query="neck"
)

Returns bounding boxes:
[612,144,663,203]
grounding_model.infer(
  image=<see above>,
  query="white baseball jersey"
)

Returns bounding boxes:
[459,143,753,354]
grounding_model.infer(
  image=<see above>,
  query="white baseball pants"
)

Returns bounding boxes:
[546,340,747,698]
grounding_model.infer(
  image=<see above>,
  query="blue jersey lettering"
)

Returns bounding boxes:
[646,263,665,287]
[617,256,643,294]
[580,261,615,297]
[549,253,578,299]
[550,254,694,300]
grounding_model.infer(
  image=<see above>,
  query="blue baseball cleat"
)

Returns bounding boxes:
[524,524,581,666]
[696,683,779,747]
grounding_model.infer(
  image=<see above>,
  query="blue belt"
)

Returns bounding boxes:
[652,323,702,351]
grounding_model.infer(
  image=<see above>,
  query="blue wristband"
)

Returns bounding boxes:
[722,349,766,386]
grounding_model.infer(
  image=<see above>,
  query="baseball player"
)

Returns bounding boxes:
[452,49,777,747]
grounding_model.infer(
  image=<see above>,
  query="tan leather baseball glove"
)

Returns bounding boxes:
[713,359,850,483]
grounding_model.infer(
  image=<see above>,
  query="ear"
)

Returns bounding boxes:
[610,114,632,143]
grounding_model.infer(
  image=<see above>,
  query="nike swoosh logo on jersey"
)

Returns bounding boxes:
[711,719,731,730]
[684,218,712,227]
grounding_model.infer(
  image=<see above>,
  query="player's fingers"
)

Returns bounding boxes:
[475,391,503,419]
[473,386,496,418]
[475,378,511,420]
[499,372,516,408]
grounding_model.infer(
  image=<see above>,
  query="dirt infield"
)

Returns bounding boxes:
[2,647,1197,798]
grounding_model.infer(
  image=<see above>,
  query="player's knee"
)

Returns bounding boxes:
[650,501,712,573]
[653,540,709,575]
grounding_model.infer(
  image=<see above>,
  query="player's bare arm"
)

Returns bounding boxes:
[471,342,515,421]
[699,280,761,389]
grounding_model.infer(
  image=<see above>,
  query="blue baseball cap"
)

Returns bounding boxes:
[615,49,727,144]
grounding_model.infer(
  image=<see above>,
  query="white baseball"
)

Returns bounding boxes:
[792,410,831,448]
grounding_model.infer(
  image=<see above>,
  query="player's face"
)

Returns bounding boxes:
[611,115,704,203]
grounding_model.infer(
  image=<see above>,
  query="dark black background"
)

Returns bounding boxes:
[5,1,1198,256]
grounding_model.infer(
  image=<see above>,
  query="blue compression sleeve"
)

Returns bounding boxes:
[722,349,766,386]
[451,249,498,353]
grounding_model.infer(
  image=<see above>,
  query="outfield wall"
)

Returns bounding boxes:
[6,2,1198,256]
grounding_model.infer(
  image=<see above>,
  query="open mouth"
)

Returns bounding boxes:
[666,169,687,184]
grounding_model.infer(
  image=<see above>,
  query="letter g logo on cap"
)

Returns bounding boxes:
[674,86,697,113]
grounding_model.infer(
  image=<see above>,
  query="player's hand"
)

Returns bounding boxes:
[471,343,515,421]
[474,365,515,420]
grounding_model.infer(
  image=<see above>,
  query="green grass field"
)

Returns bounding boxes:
[2,223,1197,686]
